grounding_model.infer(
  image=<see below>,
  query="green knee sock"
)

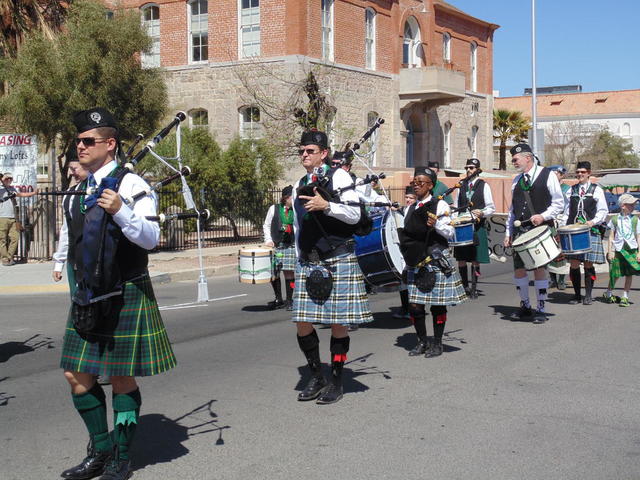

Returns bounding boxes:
[72,383,112,453]
[112,389,142,461]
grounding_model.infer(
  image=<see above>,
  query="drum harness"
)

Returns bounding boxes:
[571,183,606,237]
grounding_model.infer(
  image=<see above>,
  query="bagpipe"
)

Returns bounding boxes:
[0,191,17,204]
[146,209,210,224]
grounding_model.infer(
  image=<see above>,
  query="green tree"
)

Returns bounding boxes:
[580,129,640,170]
[0,0,166,187]
[493,109,530,170]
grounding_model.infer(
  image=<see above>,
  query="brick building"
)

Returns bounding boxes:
[114,0,498,182]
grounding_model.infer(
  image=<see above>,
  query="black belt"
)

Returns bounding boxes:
[301,242,353,263]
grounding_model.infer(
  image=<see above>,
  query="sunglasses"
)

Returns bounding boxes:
[465,166,476,170]
[298,148,320,155]
[575,170,589,174]
[74,137,110,147]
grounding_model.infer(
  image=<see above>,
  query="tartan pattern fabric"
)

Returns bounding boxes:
[407,252,467,306]
[609,248,640,280]
[60,274,176,377]
[292,253,373,325]
[453,225,490,264]
[275,245,296,271]
[564,233,606,264]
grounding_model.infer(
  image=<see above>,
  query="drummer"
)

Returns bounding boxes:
[392,185,417,320]
[504,144,564,324]
[547,165,570,290]
[263,185,296,310]
[452,158,495,299]
[563,161,608,305]
[399,167,466,358]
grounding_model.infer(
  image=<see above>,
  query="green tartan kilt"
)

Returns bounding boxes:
[60,274,176,377]
[609,248,640,280]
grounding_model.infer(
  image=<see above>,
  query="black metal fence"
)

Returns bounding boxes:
[14,186,408,262]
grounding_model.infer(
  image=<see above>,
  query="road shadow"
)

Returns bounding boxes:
[132,399,230,471]
[0,376,15,407]
[395,331,463,354]
[241,305,272,312]
[362,310,412,330]
[547,291,577,304]
[489,304,556,323]
[0,334,55,363]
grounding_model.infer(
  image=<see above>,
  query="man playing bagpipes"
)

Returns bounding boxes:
[59,108,176,480]
[291,130,373,405]
[399,166,467,358]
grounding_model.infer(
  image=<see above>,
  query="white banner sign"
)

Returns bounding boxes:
[0,134,38,192]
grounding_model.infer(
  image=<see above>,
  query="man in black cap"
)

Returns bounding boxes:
[427,161,452,204]
[452,158,495,298]
[263,185,296,310]
[503,143,564,323]
[562,161,608,305]
[291,129,372,404]
[58,108,176,480]
[399,166,467,358]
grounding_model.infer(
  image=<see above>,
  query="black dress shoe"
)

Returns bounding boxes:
[424,341,443,358]
[408,338,429,356]
[568,297,582,305]
[316,383,343,404]
[298,375,327,401]
[514,302,533,320]
[98,460,131,480]
[61,450,111,480]
[267,300,285,310]
[532,310,547,324]
[285,300,293,311]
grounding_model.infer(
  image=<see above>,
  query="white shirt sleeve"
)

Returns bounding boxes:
[592,186,609,225]
[52,214,69,273]
[111,173,160,250]
[541,170,564,221]
[435,199,454,240]
[505,177,518,238]
[263,204,275,244]
[324,168,361,225]
[482,183,495,217]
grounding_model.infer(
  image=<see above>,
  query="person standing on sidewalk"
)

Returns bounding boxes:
[263,185,296,310]
[0,172,37,266]
[292,130,372,405]
[58,108,176,480]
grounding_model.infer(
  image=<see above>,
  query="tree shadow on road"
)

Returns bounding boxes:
[132,399,230,471]
[0,334,55,363]
[0,376,15,407]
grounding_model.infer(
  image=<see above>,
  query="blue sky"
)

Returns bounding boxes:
[450,0,640,97]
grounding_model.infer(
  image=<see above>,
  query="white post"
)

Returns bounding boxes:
[531,0,538,155]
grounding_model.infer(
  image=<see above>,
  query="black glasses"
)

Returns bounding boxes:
[465,166,476,170]
[575,170,589,174]
[298,148,320,155]
[74,137,109,147]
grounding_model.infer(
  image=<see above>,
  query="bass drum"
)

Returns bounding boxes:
[354,210,406,287]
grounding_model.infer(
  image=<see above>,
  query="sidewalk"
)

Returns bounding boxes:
[0,243,258,295]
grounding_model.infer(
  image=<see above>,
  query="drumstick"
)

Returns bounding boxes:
[514,218,534,228]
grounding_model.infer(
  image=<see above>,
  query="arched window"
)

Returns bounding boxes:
[365,8,376,70]
[622,122,631,137]
[188,0,208,63]
[189,109,208,128]
[443,121,452,168]
[367,111,379,167]
[442,32,451,63]
[239,106,262,139]
[240,0,260,57]
[141,4,160,68]
[470,125,479,157]
[321,0,334,61]
[470,41,478,92]
[402,17,421,68]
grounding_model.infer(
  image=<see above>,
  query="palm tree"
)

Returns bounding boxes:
[493,108,531,170]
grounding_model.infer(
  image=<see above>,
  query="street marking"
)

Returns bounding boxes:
[159,294,247,311]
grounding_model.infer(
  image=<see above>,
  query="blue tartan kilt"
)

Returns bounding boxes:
[407,251,467,306]
[60,274,177,377]
[292,253,373,325]
[274,244,297,271]
[564,232,606,264]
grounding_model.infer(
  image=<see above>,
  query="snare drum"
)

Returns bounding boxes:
[238,247,274,284]
[450,216,475,246]
[512,225,560,270]
[557,224,592,254]
[354,211,406,287]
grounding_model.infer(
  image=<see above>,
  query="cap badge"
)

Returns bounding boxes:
[90,112,102,123]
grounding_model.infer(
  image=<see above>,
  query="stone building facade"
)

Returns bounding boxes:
[114,0,498,183]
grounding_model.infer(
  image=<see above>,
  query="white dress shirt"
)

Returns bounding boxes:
[403,194,454,240]
[452,180,496,218]
[562,181,608,226]
[607,214,640,251]
[53,160,160,273]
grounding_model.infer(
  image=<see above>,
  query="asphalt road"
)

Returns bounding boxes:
[2,264,640,480]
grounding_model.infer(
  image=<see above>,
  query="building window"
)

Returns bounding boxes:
[240,0,260,57]
[403,17,421,68]
[141,4,160,68]
[442,32,451,63]
[470,41,477,92]
[471,102,479,116]
[321,0,334,61]
[365,8,376,70]
[443,121,452,168]
[188,0,208,63]
[622,122,631,137]
[470,125,478,157]
[239,106,262,139]
[367,111,379,167]
[189,109,208,128]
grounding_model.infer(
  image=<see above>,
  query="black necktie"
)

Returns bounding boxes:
[524,174,531,188]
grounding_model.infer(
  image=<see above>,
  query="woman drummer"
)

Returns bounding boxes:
[399,167,467,358]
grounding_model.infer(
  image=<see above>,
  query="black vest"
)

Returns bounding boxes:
[458,179,487,228]
[66,177,149,282]
[270,204,293,247]
[567,183,598,224]
[399,198,449,267]
[511,168,552,223]
[294,169,357,254]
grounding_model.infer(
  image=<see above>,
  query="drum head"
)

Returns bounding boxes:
[383,211,406,275]
[512,225,550,246]
[240,247,273,256]
[558,224,590,234]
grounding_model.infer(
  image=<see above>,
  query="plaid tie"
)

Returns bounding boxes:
[524,174,531,187]
[580,186,586,196]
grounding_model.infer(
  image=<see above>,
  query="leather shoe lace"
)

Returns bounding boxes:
[298,374,327,401]
[98,460,131,480]
[316,383,343,404]
[61,449,111,480]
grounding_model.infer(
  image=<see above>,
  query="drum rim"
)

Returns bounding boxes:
[558,224,591,233]
[512,225,552,246]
